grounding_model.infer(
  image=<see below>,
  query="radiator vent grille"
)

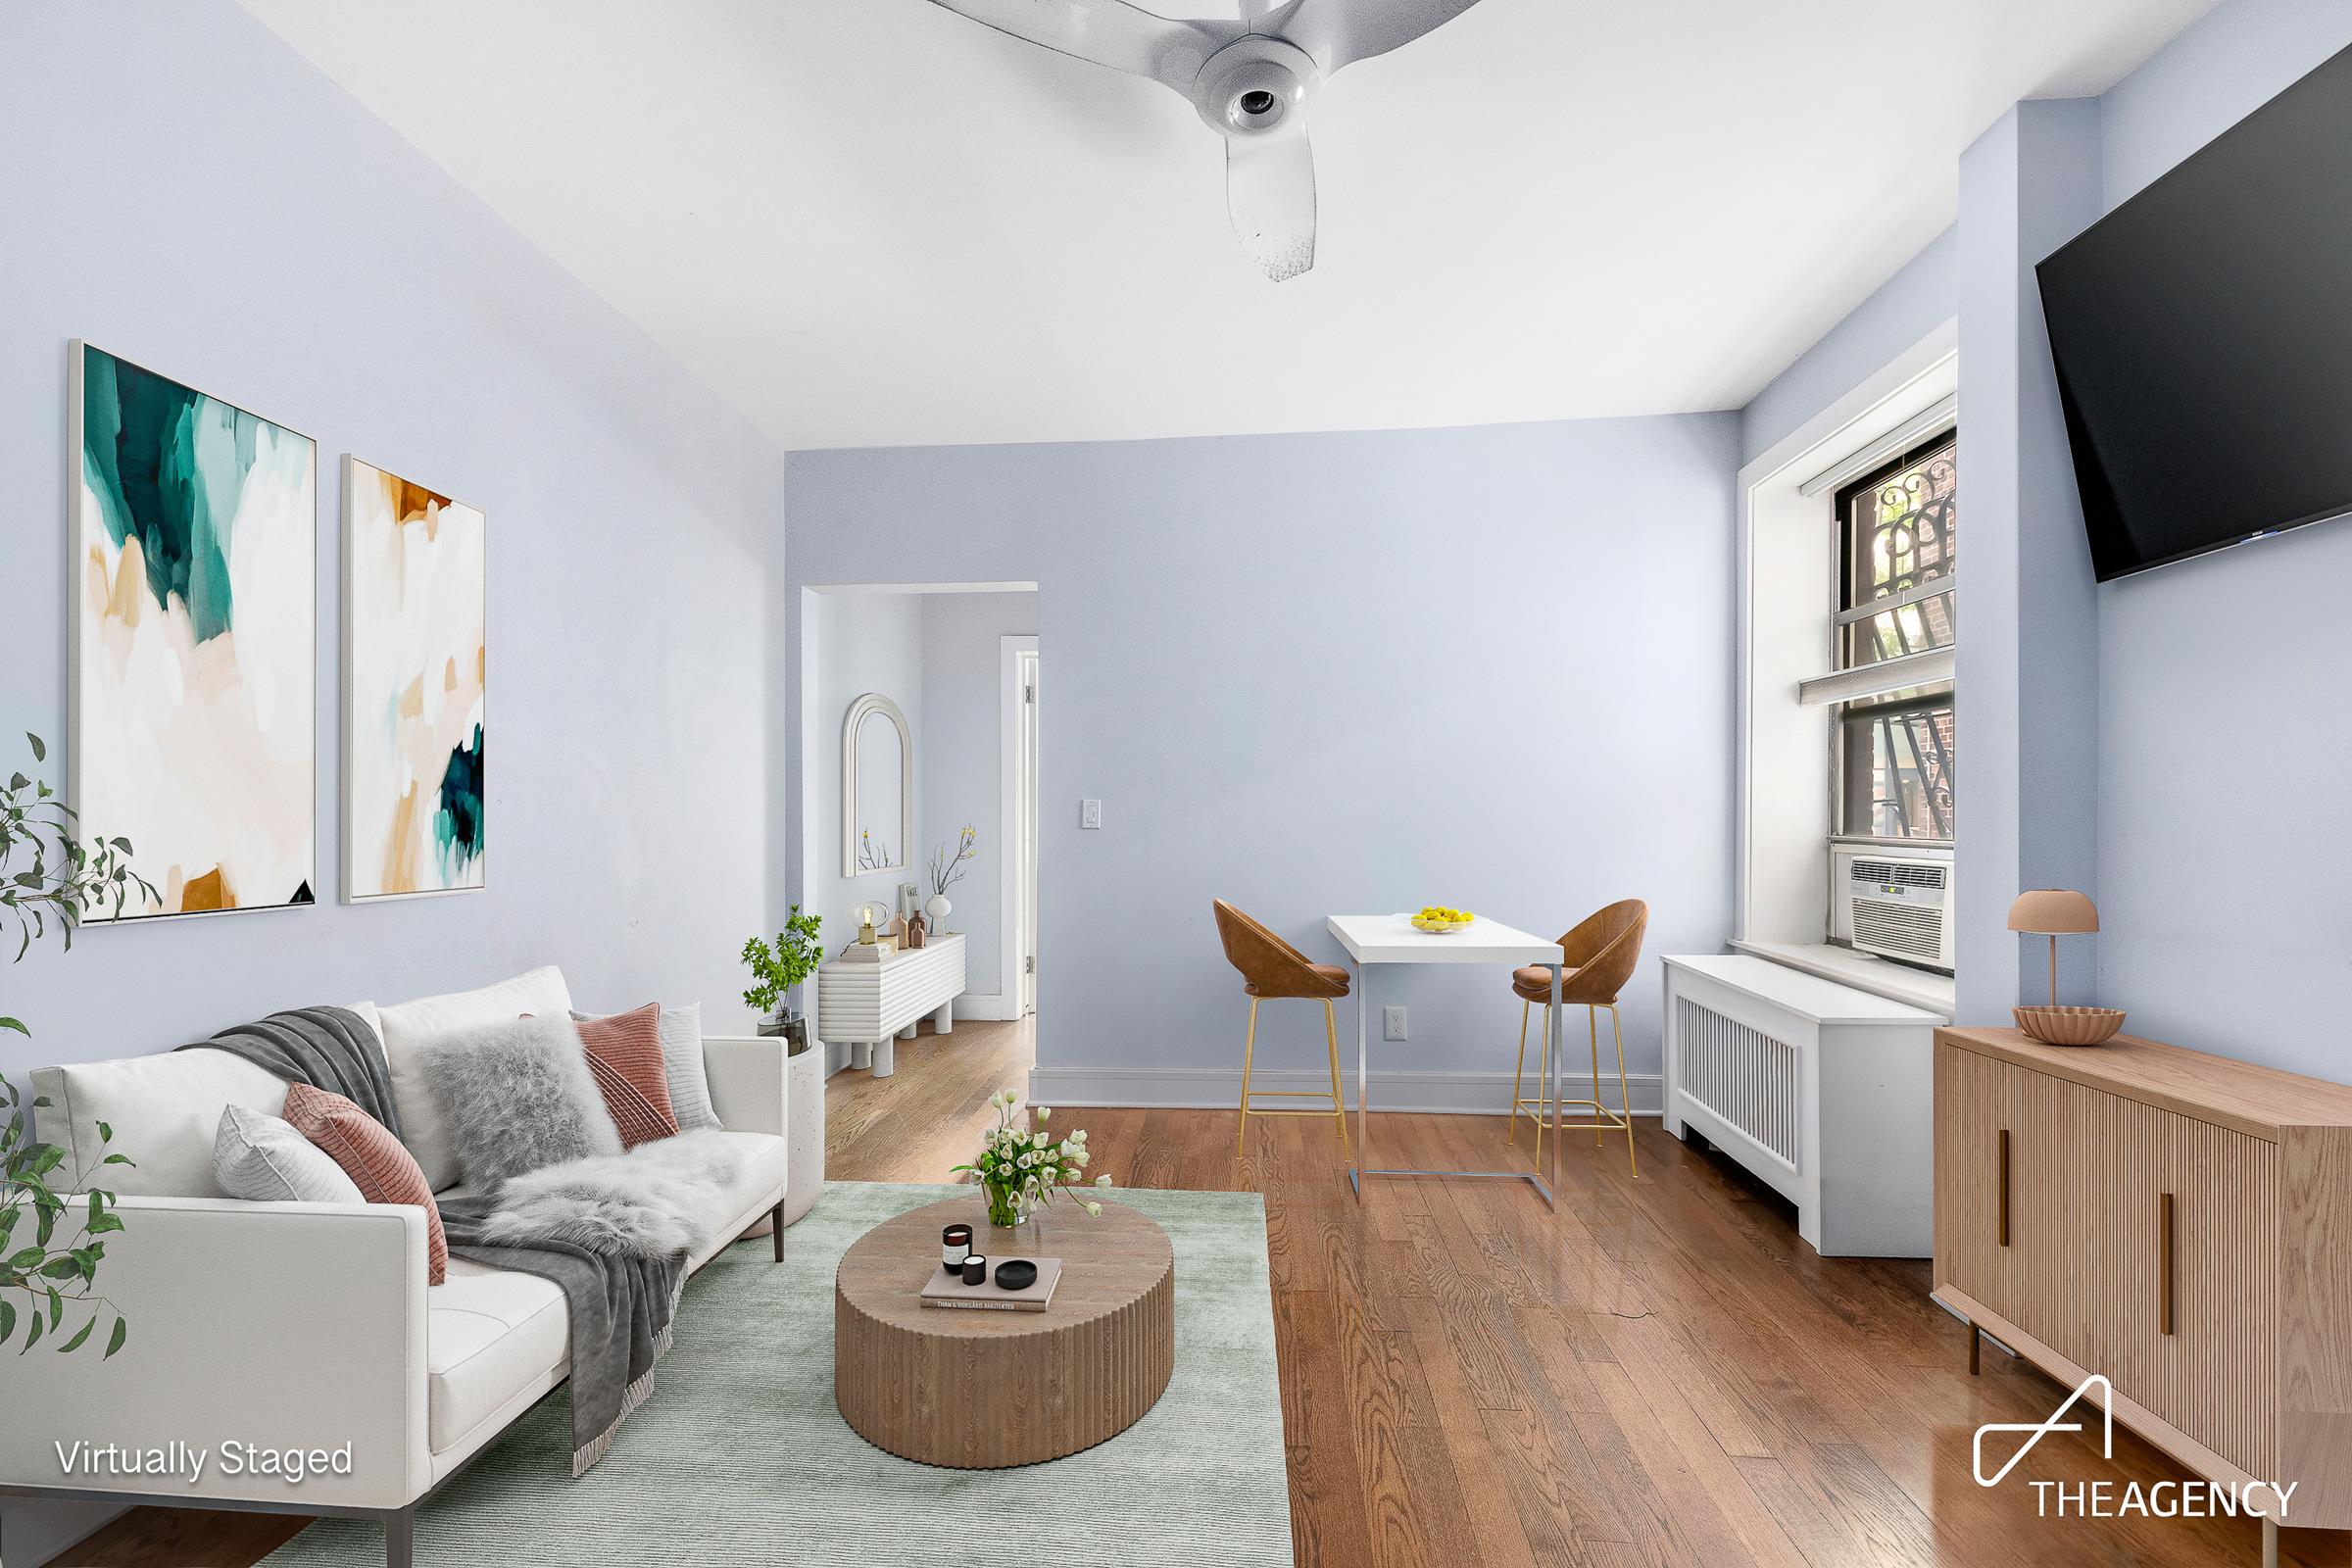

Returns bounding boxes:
[1850,859,1946,890]
[1853,899,1945,960]
[1674,998,1798,1165]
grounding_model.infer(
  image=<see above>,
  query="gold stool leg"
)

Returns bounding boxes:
[1324,999,1351,1156]
[1588,1006,1604,1148]
[1238,996,1259,1158]
[1612,1004,1638,1179]
[1509,1000,1531,1145]
[1533,1004,1551,1174]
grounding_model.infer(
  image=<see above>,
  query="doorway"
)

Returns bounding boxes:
[1003,636,1040,1019]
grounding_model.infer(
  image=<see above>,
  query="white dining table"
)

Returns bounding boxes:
[1326,913,1567,1206]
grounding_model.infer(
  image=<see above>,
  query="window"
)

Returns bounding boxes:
[1832,435,1955,842]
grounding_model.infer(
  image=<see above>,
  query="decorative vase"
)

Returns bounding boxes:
[925,893,951,931]
[906,910,927,949]
[983,1181,1026,1230]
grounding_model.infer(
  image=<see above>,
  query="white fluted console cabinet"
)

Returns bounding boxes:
[816,933,965,1079]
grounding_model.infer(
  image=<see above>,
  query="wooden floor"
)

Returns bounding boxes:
[66,1015,2351,1566]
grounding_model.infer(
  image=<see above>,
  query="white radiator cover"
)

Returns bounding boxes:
[1660,954,1944,1257]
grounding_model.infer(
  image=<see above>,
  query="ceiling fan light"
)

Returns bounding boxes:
[1193,36,1320,138]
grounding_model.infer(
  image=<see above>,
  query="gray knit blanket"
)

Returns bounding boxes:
[188,1006,686,1476]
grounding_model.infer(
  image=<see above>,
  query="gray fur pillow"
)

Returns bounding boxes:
[418,1014,620,1189]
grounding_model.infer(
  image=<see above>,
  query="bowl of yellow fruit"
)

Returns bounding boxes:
[1411,906,1475,934]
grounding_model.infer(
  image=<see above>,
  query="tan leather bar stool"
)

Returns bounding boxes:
[1508,899,1646,1177]
[1212,900,1352,1157]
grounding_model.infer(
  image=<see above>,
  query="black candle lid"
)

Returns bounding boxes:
[992,1258,1039,1291]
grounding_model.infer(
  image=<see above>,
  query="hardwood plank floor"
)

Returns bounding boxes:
[56,1016,2352,1565]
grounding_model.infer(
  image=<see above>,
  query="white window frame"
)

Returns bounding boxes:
[1733,321,1958,1014]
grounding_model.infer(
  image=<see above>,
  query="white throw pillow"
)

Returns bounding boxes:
[213,1105,367,1204]
[369,965,573,1191]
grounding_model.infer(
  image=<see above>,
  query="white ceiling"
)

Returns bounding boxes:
[241,0,2213,451]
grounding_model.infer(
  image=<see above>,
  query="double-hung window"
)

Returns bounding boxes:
[1798,432,1957,845]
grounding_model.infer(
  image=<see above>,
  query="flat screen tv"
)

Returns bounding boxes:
[2037,41,2352,580]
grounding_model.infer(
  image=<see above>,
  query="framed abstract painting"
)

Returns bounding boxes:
[71,341,318,920]
[341,456,486,902]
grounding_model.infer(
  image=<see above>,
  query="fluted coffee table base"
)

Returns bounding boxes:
[833,1196,1175,1468]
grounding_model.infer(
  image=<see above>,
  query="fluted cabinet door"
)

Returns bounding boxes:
[1935,1041,2013,1319]
[2158,1116,2279,1481]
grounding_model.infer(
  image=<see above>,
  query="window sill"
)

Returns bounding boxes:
[1728,940,1954,1020]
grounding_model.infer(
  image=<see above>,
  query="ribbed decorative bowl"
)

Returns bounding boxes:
[2013,1004,2126,1046]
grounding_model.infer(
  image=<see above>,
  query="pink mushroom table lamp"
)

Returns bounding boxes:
[2006,890,2126,1046]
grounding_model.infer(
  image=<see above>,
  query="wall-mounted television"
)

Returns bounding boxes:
[2037,41,2352,581]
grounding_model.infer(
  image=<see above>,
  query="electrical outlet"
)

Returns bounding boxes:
[1384,1005,1407,1041]
[1079,799,1102,829]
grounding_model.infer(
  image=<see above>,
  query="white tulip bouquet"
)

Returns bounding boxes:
[955,1090,1112,1229]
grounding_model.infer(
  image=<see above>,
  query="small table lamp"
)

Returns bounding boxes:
[2006,890,2124,1046]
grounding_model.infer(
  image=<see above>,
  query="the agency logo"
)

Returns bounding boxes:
[1975,1373,2296,1523]
[1975,1372,2115,1487]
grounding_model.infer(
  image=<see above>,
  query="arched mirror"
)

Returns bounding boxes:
[842,693,912,877]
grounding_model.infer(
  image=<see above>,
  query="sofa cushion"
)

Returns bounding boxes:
[214,1105,367,1204]
[690,1130,792,1270]
[418,1014,620,1188]
[426,1129,787,1452]
[428,1259,568,1454]
[30,1049,291,1199]
[658,1004,718,1132]
[373,966,572,1191]
[574,1004,679,1149]
[576,1004,714,1133]
[284,1082,449,1286]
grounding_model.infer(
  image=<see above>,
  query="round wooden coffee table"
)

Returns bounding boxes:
[834,1196,1175,1468]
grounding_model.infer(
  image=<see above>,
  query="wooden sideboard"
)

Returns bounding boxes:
[1934,1026,2352,1542]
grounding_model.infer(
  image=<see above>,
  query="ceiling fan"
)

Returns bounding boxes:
[924,0,1489,281]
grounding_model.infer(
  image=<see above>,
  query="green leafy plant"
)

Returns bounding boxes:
[2,732,154,1357]
[740,905,825,1020]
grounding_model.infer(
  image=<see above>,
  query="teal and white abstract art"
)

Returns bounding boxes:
[72,342,318,919]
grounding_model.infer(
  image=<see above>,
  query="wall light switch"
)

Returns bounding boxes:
[1384,1005,1407,1041]
[1079,799,1103,830]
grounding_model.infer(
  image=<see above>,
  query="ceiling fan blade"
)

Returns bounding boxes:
[1225,125,1316,281]
[925,0,1241,92]
[1257,0,1488,74]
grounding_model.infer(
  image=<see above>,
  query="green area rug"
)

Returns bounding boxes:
[264,1182,1291,1566]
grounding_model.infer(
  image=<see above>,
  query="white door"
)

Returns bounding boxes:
[1016,647,1039,1017]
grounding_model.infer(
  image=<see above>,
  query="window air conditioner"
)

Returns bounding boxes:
[1830,845,1956,973]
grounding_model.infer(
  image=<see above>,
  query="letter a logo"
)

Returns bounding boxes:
[1975,1373,2116,1488]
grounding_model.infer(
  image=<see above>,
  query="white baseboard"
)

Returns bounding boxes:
[952,992,1017,1022]
[1027,1063,1662,1117]
[1,1498,128,1567]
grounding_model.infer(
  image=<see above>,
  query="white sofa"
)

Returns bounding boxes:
[0,968,802,1568]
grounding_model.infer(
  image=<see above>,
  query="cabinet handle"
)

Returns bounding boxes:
[2159,1191,2176,1337]
[1997,1128,2011,1248]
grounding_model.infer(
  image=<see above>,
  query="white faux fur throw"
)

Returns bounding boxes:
[480,1131,753,1257]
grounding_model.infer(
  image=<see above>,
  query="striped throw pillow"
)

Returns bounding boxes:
[575,1004,680,1149]
[282,1081,448,1286]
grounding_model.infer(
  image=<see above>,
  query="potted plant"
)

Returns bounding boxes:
[922,825,978,933]
[954,1090,1112,1232]
[741,905,825,1054]
[2,733,154,1356]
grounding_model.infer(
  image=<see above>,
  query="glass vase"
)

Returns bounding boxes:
[983,1182,1025,1231]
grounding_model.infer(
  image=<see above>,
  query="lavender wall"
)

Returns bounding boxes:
[784,416,1739,1103]
[0,3,788,1076]
[1740,226,1957,466]
[2089,0,2352,1077]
